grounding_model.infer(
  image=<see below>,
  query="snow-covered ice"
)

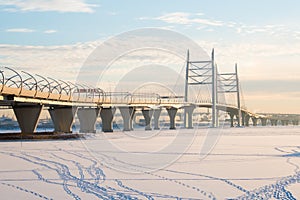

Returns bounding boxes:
[1,126,300,199]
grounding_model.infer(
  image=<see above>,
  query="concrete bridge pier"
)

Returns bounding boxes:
[184,106,195,129]
[261,118,267,126]
[282,120,289,126]
[49,106,77,133]
[236,115,241,127]
[13,104,43,134]
[229,112,235,127]
[100,107,116,132]
[77,107,100,133]
[244,114,250,126]
[271,119,278,126]
[153,108,162,130]
[119,107,135,131]
[241,112,246,126]
[142,109,153,130]
[167,107,178,130]
[292,120,299,126]
[251,117,258,126]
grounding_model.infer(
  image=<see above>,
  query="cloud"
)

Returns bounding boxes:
[107,11,117,16]
[44,29,57,34]
[0,38,299,114]
[6,28,35,33]
[149,12,223,27]
[5,28,58,34]
[0,41,101,81]
[142,12,300,41]
[196,39,300,83]
[0,0,99,13]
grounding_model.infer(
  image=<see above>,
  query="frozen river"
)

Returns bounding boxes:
[1,126,300,199]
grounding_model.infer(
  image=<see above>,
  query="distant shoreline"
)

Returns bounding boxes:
[0,132,84,141]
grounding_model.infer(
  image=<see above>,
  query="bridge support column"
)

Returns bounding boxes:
[77,107,100,133]
[153,108,162,130]
[184,106,195,129]
[100,107,116,132]
[229,112,235,127]
[245,114,250,126]
[241,112,245,126]
[167,107,178,130]
[261,118,267,126]
[49,106,77,133]
[13,104,43,134]
[119,107,135,131]
[292,120,299,126]
[142,109,153,131]
[236,114,242,127]
[270,119,277,126]
[283,120,289,126]
[251,117,257,126]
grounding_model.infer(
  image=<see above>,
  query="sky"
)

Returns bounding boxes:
[0,0,299,114]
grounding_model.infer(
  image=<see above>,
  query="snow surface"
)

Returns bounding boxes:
[1,126,300,199]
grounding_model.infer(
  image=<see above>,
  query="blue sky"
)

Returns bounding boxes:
[1,0,300,45]
[0,0,299,113]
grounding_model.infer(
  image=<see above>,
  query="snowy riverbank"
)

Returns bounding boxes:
[1,126,300,199]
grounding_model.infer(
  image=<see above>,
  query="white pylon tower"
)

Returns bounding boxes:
[184,50,190,128]
[184,49,218,128]
[211,49,218,127]
[235,63,242,126]
[218,63,242,126]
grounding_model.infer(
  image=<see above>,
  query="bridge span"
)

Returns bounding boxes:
[0,50,298,134]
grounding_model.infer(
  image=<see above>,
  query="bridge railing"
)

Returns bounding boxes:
[100,92,183,105]
[159,95,184,104]
[102,92,131,104]
[130,93,161,105]
[73,86,105,103]
[21,71,38,97]
[0,67,23,96]
[0,67,105,103]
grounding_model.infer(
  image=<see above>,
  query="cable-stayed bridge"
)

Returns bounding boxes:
[0,50,298,134]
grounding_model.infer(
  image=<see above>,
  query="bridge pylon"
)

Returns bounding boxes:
[218,63,242,127]
[184,49,218,128]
